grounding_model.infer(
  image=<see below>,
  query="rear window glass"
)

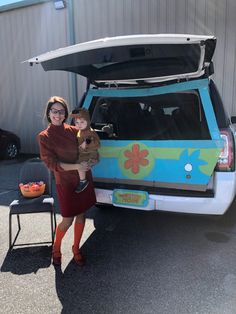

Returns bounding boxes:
[90,91,210,140]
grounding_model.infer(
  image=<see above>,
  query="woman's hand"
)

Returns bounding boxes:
[77,161,90,172]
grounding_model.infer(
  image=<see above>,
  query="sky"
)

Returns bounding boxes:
[0,0,24,5]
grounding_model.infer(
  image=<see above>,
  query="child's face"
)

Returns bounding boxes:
[74,117,88,130]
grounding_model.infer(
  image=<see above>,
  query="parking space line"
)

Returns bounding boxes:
[0,190,13,196]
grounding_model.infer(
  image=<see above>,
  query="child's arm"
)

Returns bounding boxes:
[86,130,100,150]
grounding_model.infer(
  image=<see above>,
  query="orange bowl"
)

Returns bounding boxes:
[19,182,45,198]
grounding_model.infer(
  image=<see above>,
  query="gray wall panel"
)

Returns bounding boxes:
[221,0,236,115]
[1,0,236,153]
[74,0,236,116]
[0,2,70,153]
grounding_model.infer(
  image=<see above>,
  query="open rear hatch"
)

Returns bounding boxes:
[27,34,216,86]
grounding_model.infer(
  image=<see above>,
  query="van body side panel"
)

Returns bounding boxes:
[86,79,223,191]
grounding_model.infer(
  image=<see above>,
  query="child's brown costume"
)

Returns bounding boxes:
[70,108,100,165]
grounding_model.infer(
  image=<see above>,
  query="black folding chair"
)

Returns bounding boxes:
[9,158,57,250]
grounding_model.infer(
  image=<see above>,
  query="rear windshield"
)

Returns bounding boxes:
[90,91,210,140]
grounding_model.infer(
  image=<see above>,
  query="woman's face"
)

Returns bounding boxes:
[49,102,66,126]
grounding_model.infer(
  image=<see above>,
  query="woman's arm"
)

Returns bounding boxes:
[38,134,64,172]
[60,162,90,172]
[38,134,91,172]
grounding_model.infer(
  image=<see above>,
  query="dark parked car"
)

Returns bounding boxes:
[0,128,21,159]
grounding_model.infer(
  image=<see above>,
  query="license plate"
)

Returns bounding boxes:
[112,189,149,208]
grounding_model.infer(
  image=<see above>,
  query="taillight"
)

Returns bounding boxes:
[216,128,235,171]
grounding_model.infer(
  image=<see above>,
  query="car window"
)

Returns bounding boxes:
[90,91,210,140]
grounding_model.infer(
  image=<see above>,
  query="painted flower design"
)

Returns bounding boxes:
[124,144,149,174]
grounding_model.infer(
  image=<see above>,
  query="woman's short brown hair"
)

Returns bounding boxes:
[44,96,69,123]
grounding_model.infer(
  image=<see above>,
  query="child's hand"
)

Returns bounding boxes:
[88,159,98,166]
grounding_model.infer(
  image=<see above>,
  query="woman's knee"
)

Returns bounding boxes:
[59,217,74,231]
[75,213,85,224]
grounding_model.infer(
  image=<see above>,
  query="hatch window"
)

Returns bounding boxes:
[90,92,210,140]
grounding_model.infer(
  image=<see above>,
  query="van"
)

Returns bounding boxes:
[27,34,236,215]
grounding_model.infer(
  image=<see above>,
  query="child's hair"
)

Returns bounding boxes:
[70,108,91,126]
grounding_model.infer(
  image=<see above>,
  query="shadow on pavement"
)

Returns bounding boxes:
[52,204,236,314]
[54,228,137,314]
[1,245,52,274]
[1,203,236,313]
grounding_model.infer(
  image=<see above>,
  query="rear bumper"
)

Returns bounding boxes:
[95,172,236,215]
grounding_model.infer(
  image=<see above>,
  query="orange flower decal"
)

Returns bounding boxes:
[124,144,149,174]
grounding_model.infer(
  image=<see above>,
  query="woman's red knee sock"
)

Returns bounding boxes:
[53,226,66,252]
[73,222,85,252]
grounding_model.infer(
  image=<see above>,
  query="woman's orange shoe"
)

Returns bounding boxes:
[52,249,62,266]
[72,245,85,266]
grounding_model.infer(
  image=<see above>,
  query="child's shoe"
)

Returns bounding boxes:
[75,180,89,193]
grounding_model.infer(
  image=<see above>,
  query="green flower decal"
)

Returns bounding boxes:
[119,143,154,179]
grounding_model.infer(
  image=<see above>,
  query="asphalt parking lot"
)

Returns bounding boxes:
[1,156,236,314]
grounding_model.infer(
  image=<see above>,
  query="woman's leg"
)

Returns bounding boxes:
[52,217,74,265]
[72,213,86,265]
[58,216,74,231]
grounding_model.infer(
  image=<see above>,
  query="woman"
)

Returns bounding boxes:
[37,96,96,266]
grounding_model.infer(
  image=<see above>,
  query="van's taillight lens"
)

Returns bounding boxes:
[216,129,234,171]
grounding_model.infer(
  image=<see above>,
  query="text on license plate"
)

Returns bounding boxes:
[112,189,149,208]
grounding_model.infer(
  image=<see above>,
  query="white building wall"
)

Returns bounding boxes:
[74,0,236,116]
[0,1,70,153]
[0,0,236,153]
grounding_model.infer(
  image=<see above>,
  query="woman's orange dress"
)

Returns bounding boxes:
[37,123,96,217]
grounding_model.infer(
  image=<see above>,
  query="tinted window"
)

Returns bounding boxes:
[90,92,210,140]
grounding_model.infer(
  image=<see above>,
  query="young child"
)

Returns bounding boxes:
[70,108,100,192]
